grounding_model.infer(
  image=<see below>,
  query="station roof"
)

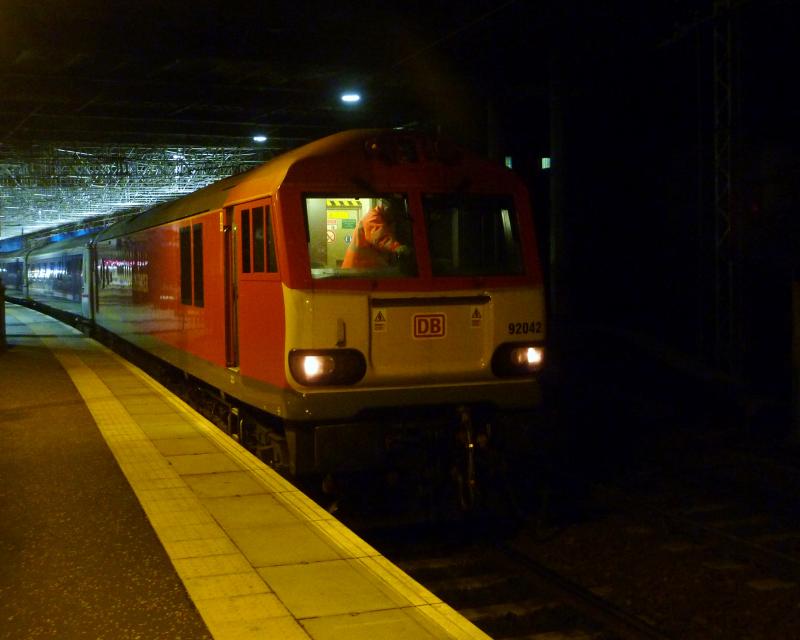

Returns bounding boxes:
[0,1,545,241]
[0,1,718,243]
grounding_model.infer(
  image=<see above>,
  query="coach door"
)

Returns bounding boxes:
[223,206,240,368]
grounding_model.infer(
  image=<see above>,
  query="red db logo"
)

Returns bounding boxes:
[413,313,446,339]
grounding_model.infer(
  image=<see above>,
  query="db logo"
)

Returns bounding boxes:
[413,313,446,339]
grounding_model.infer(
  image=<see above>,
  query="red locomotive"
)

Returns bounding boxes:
[2,129,546,485]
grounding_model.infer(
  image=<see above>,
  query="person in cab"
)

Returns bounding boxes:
[342,199,411,269]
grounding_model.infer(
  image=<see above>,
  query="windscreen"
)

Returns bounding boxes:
[423,194,524,276]
[306,195,417,279]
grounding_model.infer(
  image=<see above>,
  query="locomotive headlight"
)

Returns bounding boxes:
[512,346,543,367]
[289,349,367,386]
[302,355,336,380]
[491,342,545,377]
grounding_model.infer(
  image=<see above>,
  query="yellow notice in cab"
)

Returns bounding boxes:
[373,309,387,332]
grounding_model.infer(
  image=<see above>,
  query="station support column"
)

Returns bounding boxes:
[0,277,6,350]
[793,281,800,439]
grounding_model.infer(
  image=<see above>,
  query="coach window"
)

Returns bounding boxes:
[179,223,204,306]
[241,206,277,274]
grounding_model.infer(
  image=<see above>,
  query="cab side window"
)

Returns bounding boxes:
[241,205,277,274]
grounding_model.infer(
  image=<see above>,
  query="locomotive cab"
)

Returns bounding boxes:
[271,132,547,477]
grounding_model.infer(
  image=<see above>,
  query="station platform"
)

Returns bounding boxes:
[0,302,490,640]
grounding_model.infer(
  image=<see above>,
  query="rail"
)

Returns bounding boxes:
[501,537,674,640]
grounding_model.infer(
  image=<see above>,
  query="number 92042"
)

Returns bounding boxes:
[508,321,542,335]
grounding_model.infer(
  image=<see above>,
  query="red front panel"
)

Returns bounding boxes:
[236,279,286,386]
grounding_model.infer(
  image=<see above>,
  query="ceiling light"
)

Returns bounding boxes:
[341,93,361,104]
[253,135,267,143]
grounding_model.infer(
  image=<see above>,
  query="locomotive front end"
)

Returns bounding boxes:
[277,132,547,480]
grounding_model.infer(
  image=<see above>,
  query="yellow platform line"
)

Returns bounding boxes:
[40,341,306,640]
[114,347,490,640]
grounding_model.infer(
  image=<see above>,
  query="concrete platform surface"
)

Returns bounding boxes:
[0,303,491,640]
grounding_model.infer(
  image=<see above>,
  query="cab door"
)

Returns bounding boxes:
[233,198,283,383]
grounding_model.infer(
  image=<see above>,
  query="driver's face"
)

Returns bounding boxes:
[382,204,397,222]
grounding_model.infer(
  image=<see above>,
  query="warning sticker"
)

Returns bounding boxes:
[373,309,387,332]
[470,307,482,328]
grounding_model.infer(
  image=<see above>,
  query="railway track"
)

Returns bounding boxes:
[363,484,800,639]
[600,434,800,580]
[603,428,800,579]
[365,521,673,640]
[529,436,800,639]
[353,429,800,640]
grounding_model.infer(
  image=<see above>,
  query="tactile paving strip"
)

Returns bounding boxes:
[8,306,489,640]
